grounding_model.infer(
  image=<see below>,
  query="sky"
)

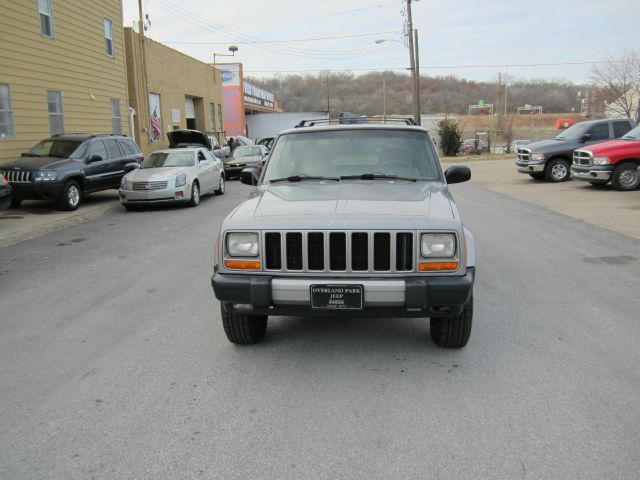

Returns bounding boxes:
[122,0,640,84]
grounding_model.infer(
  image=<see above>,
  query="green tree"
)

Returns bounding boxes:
[437,118,463,156]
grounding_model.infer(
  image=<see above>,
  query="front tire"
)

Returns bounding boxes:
[430,295,473,349]
[189,181,200,207]
[214,174,225,195]
[58,180,82,211]
[611,163,640,191]
[9,198,22,208]
[220,304,268,344]
[529,173,545,180]
[545,159,570,182]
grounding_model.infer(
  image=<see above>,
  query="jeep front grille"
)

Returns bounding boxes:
[264,231,415,273]
[132,181,168,190]
[517,148,531,162]
[1,170,32,183]
[573,150,592,166]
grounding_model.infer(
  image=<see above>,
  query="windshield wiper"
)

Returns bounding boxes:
[269,175,339,183]
[340,173,417,182]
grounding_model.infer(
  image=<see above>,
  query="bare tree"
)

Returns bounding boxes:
[591,50,640,122]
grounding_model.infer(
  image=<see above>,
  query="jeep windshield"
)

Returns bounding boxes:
[264,129,441,182]
[25,139,86,159]
[621,126,640,141]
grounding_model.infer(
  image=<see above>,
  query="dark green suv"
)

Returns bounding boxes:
[0,134,143,210]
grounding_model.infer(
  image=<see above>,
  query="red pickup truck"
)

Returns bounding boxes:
[571,125,640,190]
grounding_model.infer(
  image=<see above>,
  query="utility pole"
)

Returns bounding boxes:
[414,28,421,125]
[138,0,150,143]
[405,0,420,125]
[383,78,387,124]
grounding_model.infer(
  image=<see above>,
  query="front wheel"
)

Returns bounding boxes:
[430,295,473,349]
[189,181,200,207]
[611,163,640,191]
[529,173,545,180]
[545,159,570,182]
[214,174,225,195]
[9,198,22,208]
[220,304,268,344]
[58,180,82,211]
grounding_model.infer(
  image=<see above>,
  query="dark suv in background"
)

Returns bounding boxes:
[0,134,143,210]
[515,118,635,182]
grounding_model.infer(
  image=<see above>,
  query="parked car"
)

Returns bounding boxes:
[504,139,531,154]
[515,118,635,182]
[223,145,268,179]
[0,134,143,210]
[119,147,224,209]
[211,120,476,349]
[257,137,274,152]
[460,139,489,155]
[208,134,231,158]
[0,174,11,210]
[571,125,640,190]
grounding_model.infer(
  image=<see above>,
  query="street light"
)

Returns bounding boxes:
[375,36,421,125]
[213,45,238,65]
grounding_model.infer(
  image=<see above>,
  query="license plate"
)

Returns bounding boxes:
[310,284,363,310]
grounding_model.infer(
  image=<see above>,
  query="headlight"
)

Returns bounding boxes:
[531,153,545,161]
[421,233,456,258]
[226,232,259,257]
[593,156,610,165]
[33,170,57,182]
[120,177,131,190]
[175,173,187,188]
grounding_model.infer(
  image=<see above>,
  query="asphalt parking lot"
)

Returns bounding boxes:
[2,157,638,246]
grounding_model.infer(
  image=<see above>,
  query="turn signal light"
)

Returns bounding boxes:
[419,261,459,272]
[224,260,261,270]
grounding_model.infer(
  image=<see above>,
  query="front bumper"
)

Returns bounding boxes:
[516,160,545,173]
[9,181,65,201]
[570,165,613,183]
[119,186,191,205]
[211,268,475,317]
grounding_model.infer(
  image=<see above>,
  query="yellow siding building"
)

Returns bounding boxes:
[124,28,225,157]
[0,0,130,163]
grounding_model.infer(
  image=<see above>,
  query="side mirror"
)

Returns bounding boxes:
[240,167,259,186]
[444,165,471,184]
[580,133,591,143]
[87,154,103,163]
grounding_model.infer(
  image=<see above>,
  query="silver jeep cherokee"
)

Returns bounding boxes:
[211,120,476,348]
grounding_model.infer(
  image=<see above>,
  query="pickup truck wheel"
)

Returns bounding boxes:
[528,173,545,180]
[545,159,570,182]
[220,304,267,344]
[214,174,225,195]
[189,181,200,207]
[59,180,82,211]
[9,198,22,208]
[611,163,640,191]
[430,295,473,349]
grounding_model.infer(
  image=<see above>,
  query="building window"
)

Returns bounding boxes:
[212,103,217,129]
[217,103,223,132]
[47,90,64,135]
[148,93,162,142]
[0,84,15,139]
[38,0,53,37]
[104,18,114,57]
[111,99,121,134]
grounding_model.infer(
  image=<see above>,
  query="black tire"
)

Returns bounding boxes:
[610,163,640,191]
[214,174,225,195]
[123,204,138,211]
[528,173,545,180]
[220,304,267,344]
[58,179,82,211]
[9,198,22,208]
[588,181,607,188]
[545,158,570,182]
[189,181,200,207]
[430,295,473,349]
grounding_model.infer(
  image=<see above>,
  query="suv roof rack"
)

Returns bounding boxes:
[295,117,417,128]
[50,133,129,138]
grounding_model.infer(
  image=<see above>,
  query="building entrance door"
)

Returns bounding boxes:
[185,96,196,130]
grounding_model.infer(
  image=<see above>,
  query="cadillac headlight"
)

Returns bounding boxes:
[175,174,187,188]
[33,170,57,182]
[226,232,259,257]
[593,157,610,165]
[120,177,132,190]
[421,233,456,258]
[531,153,545,161]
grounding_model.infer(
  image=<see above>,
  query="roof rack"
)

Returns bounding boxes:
[50,133,129,138]
[295,116,417,128]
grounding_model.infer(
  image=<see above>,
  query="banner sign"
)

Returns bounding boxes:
[243,82,275,109]
[220,63,244,137]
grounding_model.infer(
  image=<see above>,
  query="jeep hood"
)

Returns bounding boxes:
[166,130,211,149]
[226,181,459,230]
[0,156,79,170]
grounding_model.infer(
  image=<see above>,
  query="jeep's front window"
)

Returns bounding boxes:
[26,140,84,158]
[264,130,441,182]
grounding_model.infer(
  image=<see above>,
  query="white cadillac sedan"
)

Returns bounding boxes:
[119,147,224,210]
